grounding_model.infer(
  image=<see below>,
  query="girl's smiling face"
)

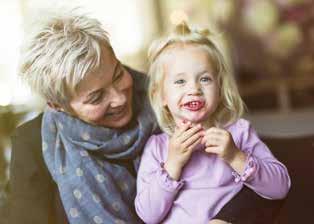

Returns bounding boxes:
[162,44,220,127]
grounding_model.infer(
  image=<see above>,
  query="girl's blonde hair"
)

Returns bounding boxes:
[19,11,112,110]
[148,23,245,135]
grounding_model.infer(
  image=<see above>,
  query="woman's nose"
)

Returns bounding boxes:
[109,87,127,107]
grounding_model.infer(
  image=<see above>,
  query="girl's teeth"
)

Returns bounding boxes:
[189,102,200,106]
[183,101,204,109]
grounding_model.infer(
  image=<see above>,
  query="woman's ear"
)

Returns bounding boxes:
[47,101,65,112]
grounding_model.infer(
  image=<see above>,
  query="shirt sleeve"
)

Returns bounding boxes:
[234,119,291,200]
[134,135,184,224]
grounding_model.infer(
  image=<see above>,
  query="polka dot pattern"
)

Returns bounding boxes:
[96,174,106,183]
[93,216,103,224]
[92,193,101,203]
[80,151,88,157]
[42,142,48,152]
[81,132,91,141]
[76,168,84,176]
[69,208,79,218]
[73,189,82,199]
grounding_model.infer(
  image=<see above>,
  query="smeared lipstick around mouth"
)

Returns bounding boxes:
[182,101,205,111]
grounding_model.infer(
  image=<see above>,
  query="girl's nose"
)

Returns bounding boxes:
[188,81,202,95]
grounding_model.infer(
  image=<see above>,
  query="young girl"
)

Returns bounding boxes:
[134,23,291,224]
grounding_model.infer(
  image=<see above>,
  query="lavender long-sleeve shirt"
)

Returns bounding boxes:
[135,119,291,224]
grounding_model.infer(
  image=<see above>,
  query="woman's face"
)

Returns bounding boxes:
[68,49,133,128]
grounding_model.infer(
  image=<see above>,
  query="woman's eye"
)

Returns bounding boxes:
[90,93,103,105]
[114,70,124,83]
[174,79,185,85]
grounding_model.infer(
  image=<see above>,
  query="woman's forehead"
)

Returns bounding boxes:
[74,59,119,97]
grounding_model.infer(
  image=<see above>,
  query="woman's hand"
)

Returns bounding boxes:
[164,122,204,180]
[202,127,247,173]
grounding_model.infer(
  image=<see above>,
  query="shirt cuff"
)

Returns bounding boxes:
[231,156,257,183]
[156,162,185,192]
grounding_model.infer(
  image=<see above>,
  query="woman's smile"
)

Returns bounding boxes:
[105,104,128,119]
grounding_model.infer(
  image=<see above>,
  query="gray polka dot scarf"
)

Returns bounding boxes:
[41,74,157,224]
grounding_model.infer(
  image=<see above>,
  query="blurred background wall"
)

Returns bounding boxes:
[0,0,314,220]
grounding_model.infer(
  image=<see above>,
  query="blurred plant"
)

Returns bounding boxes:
[243,0,279,36]
[267,22,302,58]
[220,0,314,111]
[207,0,235,25]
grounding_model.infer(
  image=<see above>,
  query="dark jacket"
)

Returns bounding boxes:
[9,114,68,224]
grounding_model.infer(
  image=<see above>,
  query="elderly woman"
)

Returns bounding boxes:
[18,12,158,224]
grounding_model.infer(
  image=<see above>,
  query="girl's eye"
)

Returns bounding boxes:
[200,76,212,83]
[174,79,185,85]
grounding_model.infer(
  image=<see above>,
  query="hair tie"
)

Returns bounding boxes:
[174,21,191,36]
[197,28,211,37]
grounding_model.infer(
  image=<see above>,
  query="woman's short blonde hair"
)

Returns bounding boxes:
[148,23,245,135]
[19,11,112,110]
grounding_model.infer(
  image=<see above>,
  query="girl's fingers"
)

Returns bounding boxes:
[204,135,221,147]
[204,129,223,139]
[182,138,203,158]
[187,138,203,151]
[179,124,204,142]
[182,131,204,149]
[175,121,192,138]
[204,145,220,154]
[205,127,226,136]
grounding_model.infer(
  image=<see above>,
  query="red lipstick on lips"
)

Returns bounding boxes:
[182,101,205,111]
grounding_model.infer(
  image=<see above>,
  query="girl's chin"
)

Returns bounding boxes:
[176,117,208,127]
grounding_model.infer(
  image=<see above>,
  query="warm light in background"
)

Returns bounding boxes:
[0,1,22,106]
[243,1,279,36]
[0,0,145,108]
[170,9,188,25]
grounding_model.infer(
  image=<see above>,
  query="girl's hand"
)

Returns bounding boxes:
[202,127,240,164]
[164,122,204,180]
[202,127,247,173]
